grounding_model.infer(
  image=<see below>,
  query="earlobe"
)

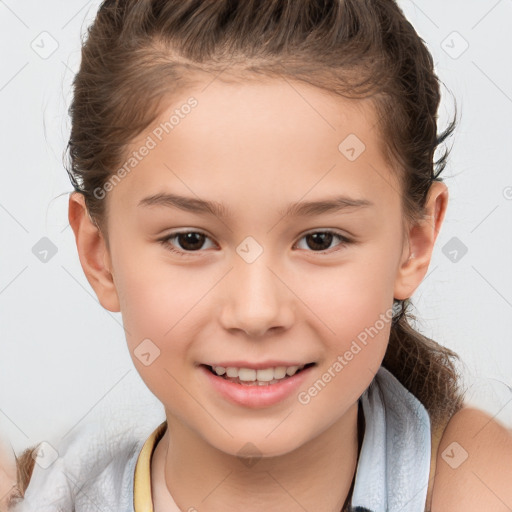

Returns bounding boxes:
[394,181,449,301]
[68,192,120,312]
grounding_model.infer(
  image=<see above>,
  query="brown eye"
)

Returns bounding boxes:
[158,230,215,256]
[305,232,334,251]
[174,232,206,251]
[296,230,351,253]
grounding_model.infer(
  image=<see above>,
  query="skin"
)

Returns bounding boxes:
[430,407,512,511]
[68,75,451,511]
[0,440,16,511]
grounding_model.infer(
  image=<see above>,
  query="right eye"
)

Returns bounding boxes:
[158,230,217,256]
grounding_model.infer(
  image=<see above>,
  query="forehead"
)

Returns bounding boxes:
[113,76,402,217]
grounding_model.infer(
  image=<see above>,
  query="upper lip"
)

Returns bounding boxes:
[202,361,315,370]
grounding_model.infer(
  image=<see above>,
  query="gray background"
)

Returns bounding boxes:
[1,0,511,453]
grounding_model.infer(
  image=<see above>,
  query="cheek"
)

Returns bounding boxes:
[113,252,192,335]
[113,264,201,405]
[295,291,392,423]
[112,256,215,371]
[290,257,396,397]
[294,256,395,336]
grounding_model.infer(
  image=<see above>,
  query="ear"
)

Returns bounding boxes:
[68,192,120,312]
[394,181,449,301]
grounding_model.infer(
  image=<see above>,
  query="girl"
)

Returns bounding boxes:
[2,0,512,511]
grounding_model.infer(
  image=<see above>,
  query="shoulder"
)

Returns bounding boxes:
[5,421,148,511]
[0,433,25,511]
[0,445,38,510]
[430,405,512,511]
[0,451,17,510]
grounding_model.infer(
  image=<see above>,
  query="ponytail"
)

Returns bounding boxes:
[384,299,466,432]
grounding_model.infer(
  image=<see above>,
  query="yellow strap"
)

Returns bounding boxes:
[133,421,168,512]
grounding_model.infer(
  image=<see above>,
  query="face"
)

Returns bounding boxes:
[98,76,411,457]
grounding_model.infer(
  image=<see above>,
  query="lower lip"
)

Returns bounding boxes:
[200,364,315,408]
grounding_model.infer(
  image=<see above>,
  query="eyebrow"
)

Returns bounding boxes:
[138,192,373,218]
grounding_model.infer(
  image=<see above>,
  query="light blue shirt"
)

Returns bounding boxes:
[349,365,431,511]
[13,365,431,512]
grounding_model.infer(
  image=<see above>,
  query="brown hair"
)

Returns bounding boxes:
[4,445,37,508]
[12,0,467,500]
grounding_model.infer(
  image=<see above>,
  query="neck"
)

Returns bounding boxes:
[151,401,361,512]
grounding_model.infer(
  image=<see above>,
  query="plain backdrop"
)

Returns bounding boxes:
[1,0,511,454]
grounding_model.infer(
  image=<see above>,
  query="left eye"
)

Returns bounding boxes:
[158,229,351,256]
[295,230,351,253]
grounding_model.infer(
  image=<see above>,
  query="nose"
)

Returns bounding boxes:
[218,255,295,338]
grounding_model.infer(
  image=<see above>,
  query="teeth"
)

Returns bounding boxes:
[286,365,299,376]
[226,367,238,378]
[212,364,305,382]
[238,368,257,381]
[255,368,274,382]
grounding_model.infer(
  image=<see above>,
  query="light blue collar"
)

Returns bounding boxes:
[350,366,431,512]
[15,366,431,512]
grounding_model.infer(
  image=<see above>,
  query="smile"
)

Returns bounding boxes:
[205,363,316,385]
[200,363,317,408]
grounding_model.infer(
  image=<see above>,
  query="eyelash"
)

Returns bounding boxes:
[157,229,352,257]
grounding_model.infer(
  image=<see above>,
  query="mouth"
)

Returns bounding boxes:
[199,361,317,408]
[201,362,316,386]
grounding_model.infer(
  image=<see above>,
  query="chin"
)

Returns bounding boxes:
[207,428,310,460]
